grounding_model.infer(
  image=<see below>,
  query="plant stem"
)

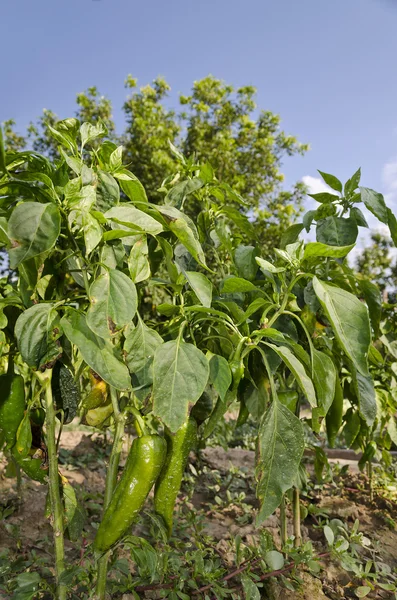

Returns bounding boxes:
[280,494,287,546]
[43,371,67,600]
[367,461,373,502]
[292,487,301,548]
[95,389,125,600]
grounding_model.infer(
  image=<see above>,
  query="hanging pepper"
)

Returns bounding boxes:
[326,378,343,448]
[94,434,166,553]
[154,417,197,537]
[0,359,25,449]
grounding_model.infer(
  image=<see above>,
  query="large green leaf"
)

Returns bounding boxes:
[165,178,204,208]
[60,310,131,390]
[114,168,148,203]
[222,277,258,293]
[185,271,212,308]
[152,339,209,432]
[351,366,376,426]
[313,277,371,376]
[208,353,232,400]
[234,245,259,281]
[359,187,388,224]
[317,170,342,193]
[303,242,355,259]
[86,270,137,338]
[124,318,163,390]
[8,202,61,268]
[387,207,397,247]
[256,399,304,523]
[95,170,120,211]
[105,205,163,235]
[316,217,358,247]
[265,344,316,407]
[15,304,62,369]
[312,349,336,415]
[156,205,207,268]
[128,236,151,283]
[359,278,381,337]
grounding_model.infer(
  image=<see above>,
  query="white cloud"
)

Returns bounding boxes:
[301,175,334,195]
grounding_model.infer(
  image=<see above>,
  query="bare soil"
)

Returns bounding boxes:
[1,430,397,599]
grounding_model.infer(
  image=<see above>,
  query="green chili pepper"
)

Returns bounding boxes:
[154,418,197,537]
[82,374,108,410]
[0,363,25,449]
[94,434,166,553]
[326,378,343,448]
[85,402,114,428]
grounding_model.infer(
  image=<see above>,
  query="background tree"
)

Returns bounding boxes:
[356,232,397,302]
[2,75,309,253]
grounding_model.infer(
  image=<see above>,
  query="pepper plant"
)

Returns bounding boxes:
[0,119,396,600]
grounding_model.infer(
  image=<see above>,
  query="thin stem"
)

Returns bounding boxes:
[292,487,301,548]
[95,388,126,600]
[280,494,287,547]
[367,461,373,502]
[42,371,66,600]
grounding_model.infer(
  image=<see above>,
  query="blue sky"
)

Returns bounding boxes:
[1,0,397,241]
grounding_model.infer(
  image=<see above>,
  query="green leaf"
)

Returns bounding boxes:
[256,257,285,274]
[313,277,371,376]
[114,168,148,203]
[256,400,304,523]
[308,192,340,203]
[128,236,151,283]
[62,480,85,542]
[280,223,304,248]
[316,217,358,247]
[318,170,342,193]
[312,349,336,415]
[265,550,285,570]
[234,245,258,281]
[80,120,107,149]
[241,576,261,600]
[165,178,204,208]
[355,586,371,598]
[344,167,361,195]
[15,414,32,459]
[359,279,381,337]
[324,525,335,546]
[60,310,131,390]
[83,213,102,255]
[208,353,232,400]
[303,242,355,259]
[156,205,207,268]
[350,207,368,228]
[48,118,79,154]
[95,170,120,211]
[8,202,61,268]
[265,344,316,407]
[15,304,62,369]
[387,207,397,246]
[87,270,137,338]
[222,277,258,293]
[351,367,376,426]
[124,318,163,390]
[105,205,163,235]
[360,187,388,224]
[152,339,209,432]
[237,298,269,325]
[185,271,212,307]
[0,126,6,174]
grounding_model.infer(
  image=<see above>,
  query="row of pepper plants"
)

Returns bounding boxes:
[0,118,396,599]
